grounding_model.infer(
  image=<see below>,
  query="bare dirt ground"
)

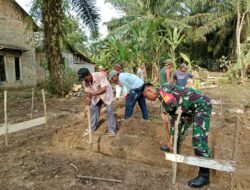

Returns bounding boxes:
[0,80,250,190]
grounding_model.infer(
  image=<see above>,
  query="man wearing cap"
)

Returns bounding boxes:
[173,63,204,87]
[109,70,149,120]
[114,63,122,73]
[160,60,173,86]
[78,68,116,136]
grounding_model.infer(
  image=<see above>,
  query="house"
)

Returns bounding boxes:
[36,47,95,84]
[0,0,95,88]
[62,46,95,73]
[0,0,38,87]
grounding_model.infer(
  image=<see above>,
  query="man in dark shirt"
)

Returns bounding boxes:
[173,63,203,87]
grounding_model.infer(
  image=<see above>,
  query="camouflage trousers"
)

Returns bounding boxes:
[170,105,212,158]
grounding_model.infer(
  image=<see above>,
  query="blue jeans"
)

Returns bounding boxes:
[90,101,116,133]
[125,86,149,120]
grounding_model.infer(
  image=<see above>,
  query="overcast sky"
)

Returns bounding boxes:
[15,0,122,38]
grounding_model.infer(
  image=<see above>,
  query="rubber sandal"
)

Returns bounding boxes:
[160,144,173,152]
[107,132,116,137]
[82,129,89,137]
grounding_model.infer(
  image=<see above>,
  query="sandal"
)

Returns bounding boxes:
[82,129,89,137]
[160,144,173,152]
[107,131,116,137]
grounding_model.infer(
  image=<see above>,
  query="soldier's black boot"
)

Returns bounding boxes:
[188,167,210,188]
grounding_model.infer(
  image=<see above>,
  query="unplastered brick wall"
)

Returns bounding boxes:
[0,0,37,87]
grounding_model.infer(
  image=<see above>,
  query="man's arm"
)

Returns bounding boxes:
[172,72,177,84]
[166,68,172,83]
[189,73,204,81]
[119,74,131,92]
[89,87,106,96]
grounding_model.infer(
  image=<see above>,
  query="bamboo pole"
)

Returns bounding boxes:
[31,88,34,119]
[4,90,8,146]
[172,108,182,185]
[76,175,122,183]
[230,116,240,190]
[42,89,48,128]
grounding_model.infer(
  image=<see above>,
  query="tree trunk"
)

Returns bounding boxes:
[42,0,65,95]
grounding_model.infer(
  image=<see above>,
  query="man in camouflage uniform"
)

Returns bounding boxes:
[142,83,212,188]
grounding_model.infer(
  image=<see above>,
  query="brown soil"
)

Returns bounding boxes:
[0,82,250,190]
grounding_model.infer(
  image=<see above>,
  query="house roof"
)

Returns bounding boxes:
[13,0,39,31]
[0,44,28,52]
[67,45,95,64]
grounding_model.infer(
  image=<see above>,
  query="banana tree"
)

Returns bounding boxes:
[165,27,185,69]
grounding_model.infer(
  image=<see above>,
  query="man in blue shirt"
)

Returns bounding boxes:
[109,70,149,120]
[173,63,204,87]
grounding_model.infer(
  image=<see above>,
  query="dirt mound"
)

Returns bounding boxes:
[51,103,250,189]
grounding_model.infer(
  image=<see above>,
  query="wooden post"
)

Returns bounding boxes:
[4,90,8,146]
[42,89,48,128]
[230,116,240,190]
[31,88,34,119]
[220,92,223,115]
[172,108,182,185]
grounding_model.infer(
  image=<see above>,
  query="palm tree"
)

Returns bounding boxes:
[181,0,250,79]
[35,0,100,95]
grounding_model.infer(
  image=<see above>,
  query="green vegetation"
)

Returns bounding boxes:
[30,0,250,95]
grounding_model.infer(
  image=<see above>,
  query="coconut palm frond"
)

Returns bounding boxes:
[104,16,136,31]
[71,0,100,35]
[194,13,233,36]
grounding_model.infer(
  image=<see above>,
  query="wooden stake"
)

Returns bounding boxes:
[42,89,48,127]
[230,116,240,190]
[76,175,122,183]
[31,88,34,119]
[4,90,8,146]
[172,108,182,185]
[220,92,223,115]
[232,117,240,160]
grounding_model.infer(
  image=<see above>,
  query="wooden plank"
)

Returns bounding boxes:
[165,153,235,172]
[0,117,46,136]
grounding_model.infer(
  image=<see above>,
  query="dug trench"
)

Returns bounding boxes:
[1,96,250,189]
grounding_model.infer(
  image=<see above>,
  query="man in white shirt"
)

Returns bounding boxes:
[109,70,149,120]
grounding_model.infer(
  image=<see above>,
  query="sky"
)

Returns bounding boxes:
[15,0,122,38]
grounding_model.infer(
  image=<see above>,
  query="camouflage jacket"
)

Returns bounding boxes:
[157,84,211,118]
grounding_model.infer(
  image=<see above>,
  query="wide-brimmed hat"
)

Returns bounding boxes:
[163,59,172,66]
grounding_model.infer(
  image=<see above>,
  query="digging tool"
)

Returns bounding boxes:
[85,92,92,143]
[172,108,182,185]
[100,97,125,115]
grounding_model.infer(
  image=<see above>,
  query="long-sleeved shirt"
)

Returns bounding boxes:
[118,72,144,93]
[157,84,212,134]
